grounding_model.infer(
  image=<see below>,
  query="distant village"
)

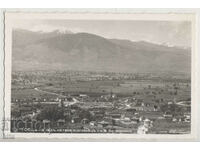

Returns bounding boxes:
[11,70,191,134]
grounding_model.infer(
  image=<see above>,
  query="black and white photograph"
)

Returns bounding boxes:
[2,11,199,141]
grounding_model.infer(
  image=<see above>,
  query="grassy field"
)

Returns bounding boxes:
[40,80,168,94]
[11,88,58,99]
[11,79,191,101]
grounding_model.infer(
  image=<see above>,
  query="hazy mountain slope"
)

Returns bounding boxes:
[12,29,191,73]
[12,29,73,47]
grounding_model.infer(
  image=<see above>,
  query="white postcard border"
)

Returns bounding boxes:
[1,9,200,141]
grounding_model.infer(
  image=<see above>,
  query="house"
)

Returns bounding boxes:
[163,112,173,118]
[101,93,117,100]
[97,120,109,128]
[184,112,191,118]
[105,111,122,119]
[137,125,148,134]
[90,110,105,119]
[57,119,65,127]
[153,105,159,111]
[131,115,140,122]
[81,118,89,124]
[89,121,97,126]
[114,117,138,128]
[184,113,191,122]
[143,118,152,128]
[71,115,80,123]
[125,108,136,114]
[43,119,50,129]
[131,106,144,111]
[172,118,177,122]
[184,117,191,123]
[79,94,88,98]
[64,109,71,117]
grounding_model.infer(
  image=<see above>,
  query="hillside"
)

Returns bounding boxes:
[12,29,191,74]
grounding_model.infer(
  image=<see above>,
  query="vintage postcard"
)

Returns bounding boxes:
[1,9,200,141]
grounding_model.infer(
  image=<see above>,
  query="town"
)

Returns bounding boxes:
[11,70,191,134]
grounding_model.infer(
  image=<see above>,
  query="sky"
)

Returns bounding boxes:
[13,19,191,47]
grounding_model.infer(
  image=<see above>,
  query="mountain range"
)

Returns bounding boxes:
[12,29,191,74]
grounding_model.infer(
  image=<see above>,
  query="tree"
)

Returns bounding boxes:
[11,108,21,118]
[79,109,93,121]
[160,104,168,113]
[36,105,64,122]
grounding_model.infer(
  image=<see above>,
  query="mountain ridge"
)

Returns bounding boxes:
[12,29,191,74]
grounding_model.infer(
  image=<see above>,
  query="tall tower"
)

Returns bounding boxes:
[58,99,64,108]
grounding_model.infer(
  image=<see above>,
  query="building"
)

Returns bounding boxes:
[57,119,65,127]
[97,120,110,128]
